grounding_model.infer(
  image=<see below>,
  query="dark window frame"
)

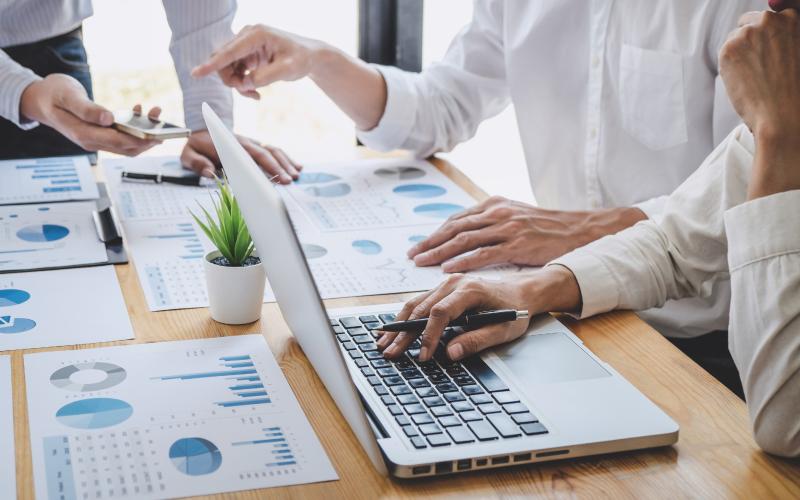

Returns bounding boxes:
[358,0,423,72]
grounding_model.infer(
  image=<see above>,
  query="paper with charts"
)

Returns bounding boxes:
[24,335,337,500]
[0,266,133,351]
[0,201,107,272]
[0,355,15,500]
[104,156,521,310]
[0,155,99,205]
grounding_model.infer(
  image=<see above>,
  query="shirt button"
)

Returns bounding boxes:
[592,55,600,68]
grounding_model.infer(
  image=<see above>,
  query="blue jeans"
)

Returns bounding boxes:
[0,27,95,160]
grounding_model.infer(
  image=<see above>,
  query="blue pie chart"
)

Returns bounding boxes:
[16,224,70,242]
[55,398,133,429]
[408,234,427,244]
[352,240,382,255]
[169,437,223,476]
[304,183,351,197]
[393,184,446,198]
[0,316,36,334]
[295,172,340,184]
[0,289,31,307]
[413,203,465,219]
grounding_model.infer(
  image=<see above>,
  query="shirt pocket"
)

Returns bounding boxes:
[618,43,687,151]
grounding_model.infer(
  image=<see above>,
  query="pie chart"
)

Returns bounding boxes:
[393,184,446,198]
[302,243,328,259]
[16,224,70,242]
[0,316,36,334]
[374,166,425,180]
[0,289,31,307]
[50,362,127,392]
[304,183,351,197]
[295,172,340,184]
[169,437,223,476]
[55,398,133,429]
[352,240,382,255]
[408,234,427,244]
[413,203,465,219]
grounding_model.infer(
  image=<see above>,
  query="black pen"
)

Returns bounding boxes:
[381,309,529,332]
[121,170,203,186]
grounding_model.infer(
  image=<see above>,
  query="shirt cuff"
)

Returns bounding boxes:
[634,195,668,224]
[725,190,800,271]
[356,64,419,152]
[0,67,42,130]
[547,250,621,319]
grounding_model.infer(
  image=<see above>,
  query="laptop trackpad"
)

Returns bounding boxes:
[493,332,610,383]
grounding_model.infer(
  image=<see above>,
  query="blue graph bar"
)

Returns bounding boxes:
[44,186,81,193]
[232,376,260,382]
[215,398,271,407]
[270,461,297,467]
[149,234,198,239]
[220,355,251,361]
[180,254,203,259]
[31,173,78,178]
[233,437,285,446]
[16,164,73,169]
[236,390,268,398]
[224,362,254,368]
[229,383,263,391]
[51,179,80,185]
[156,368,257,380]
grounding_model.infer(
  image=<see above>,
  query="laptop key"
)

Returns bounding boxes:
[355,358,369,368]
[428,373,449,384]
[367,376,382,386]
[359,342,378,352]
[336,334,349,343]
[462,357,509,392]
[460,411,483,422]
[423,396,445,407]
[487,414,522,438]
[416,387,437,398]
[371,359,391,368]
[431,406,453,417]
[365,351,383,360]
[380,395,395,405]
[427,434,451,447]
[401,369,424,380]
[349,351,363,360]
[410,436,427,449]
[439,416,462,427]
[453,375,476,386]
[333,325,345,335]
[374,385,389,396]
[470,394,493,405]
[384,376,405,386]
[412,413,434,425]
[462,385,484,396]
[391,385,412,396]
[467,420,500,441]
[419,423,442,435]
[444,392,466,403]
[342,341,357,351]
[512,413,538,425]
[478,403,502,415]
[361,367,375,377]
[387,405,403,416]
[447,425,476,444]
[378,313,396,323]
[364,321,382,331]
[405,404,426,415]
[328,318,339,326]
[359,315,379,323]
[397,394,419,405]
[402,425,418,437]
[493,391,520,404]
[339,317,360,328]
[352,334,372,344]
[520,422,549,436]
[452,401,473,412]
[378,367,399,377]
[503,402,529,414]
[395,358,415,370]
[436,383,459,393]
[409,379,430,389]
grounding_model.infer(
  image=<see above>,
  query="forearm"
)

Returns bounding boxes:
[309,45,387,131]
[0,49,42,128]
[575,207,648,248]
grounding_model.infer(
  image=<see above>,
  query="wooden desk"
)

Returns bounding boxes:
[9,155,800,499]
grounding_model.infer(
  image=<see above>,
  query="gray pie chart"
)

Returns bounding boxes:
[50,362,127,392]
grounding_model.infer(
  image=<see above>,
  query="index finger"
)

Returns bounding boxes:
[192,29,263,78]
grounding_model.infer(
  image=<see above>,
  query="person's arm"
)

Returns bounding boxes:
[0,49,42,129]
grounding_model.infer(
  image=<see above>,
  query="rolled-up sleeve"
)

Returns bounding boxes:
[0,49,42,129]
[356,0,510,156]
[725,191,800,458]
[162,0,235,131]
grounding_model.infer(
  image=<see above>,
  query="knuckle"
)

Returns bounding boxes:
[445,273,465,286]
[453,232,471,247]
[429,304,449,319]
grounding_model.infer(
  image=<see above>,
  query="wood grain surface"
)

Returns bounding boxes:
[7,153,799,499]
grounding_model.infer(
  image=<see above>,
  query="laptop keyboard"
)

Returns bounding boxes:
[330,313,549,449]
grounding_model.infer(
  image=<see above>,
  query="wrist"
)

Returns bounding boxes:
[19,79,46,123]
[308,43,342,82]
[750,126,800,200]
[577,207,646,246]
[521,265,582,315]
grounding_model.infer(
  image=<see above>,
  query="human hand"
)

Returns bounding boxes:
[378,266,582,362]
[19,74,161,155]
[191,25,323,99]
[181,130,301,183]
[408,196,646,272]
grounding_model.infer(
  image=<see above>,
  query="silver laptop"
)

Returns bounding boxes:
[202,103,678,478]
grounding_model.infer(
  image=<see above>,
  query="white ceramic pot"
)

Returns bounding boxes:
[203,250,266,325]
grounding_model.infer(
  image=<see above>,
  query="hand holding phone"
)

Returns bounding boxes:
[113,109,191,140]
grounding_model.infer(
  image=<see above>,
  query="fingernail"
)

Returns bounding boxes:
[448,344,464,361]
[419,346,428,361]
[202,169,215,178]
[384,345,396,357]
[281,174,292,183]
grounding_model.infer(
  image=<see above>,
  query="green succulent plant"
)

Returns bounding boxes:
[190,176,255,267]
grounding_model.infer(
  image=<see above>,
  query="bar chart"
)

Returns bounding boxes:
[0,156,99,205]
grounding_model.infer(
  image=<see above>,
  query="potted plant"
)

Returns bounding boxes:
[191,177,266,325]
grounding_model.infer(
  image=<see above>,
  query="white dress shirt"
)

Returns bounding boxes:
[0,0,235,131]
[552,125,800,457]
[357,0,763,338]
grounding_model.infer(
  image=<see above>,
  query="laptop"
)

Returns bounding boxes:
[201,103,679,478]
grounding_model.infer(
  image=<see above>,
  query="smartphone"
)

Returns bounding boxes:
[112,110,191,140]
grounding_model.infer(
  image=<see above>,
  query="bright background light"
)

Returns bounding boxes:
[83,0,533,202]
